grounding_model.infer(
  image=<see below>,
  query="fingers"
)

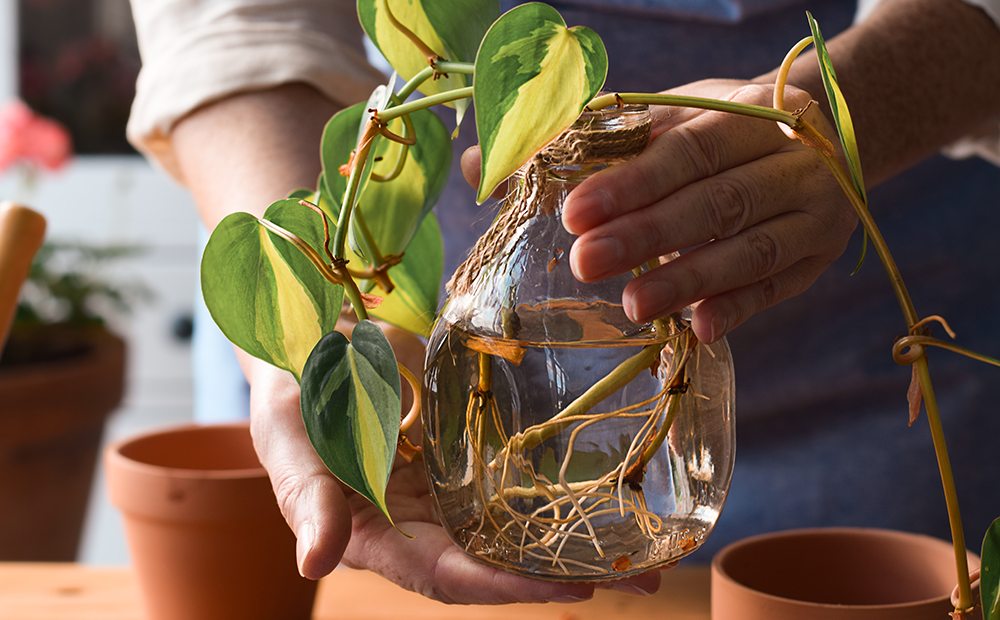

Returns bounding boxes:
[460,146,481,190]
[346,520,598,604]
[554,81,856,341]
[563,84,808,237]
[688,254,839,342]
[461,145,510,200]
[616,152,855,328]
[246,359,353,580]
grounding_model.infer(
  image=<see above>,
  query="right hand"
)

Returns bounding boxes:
[462,80,857,343]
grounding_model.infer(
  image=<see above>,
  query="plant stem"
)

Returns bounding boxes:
[588,93,800,126]
[492,341,665,465]
[639,330,696,467]
[817,149,973,613]
[434,60,475,75]
[817,151,918,326]
[333,122,379,260]
[379,87,474,122]
[395,67,434,105]
[394,62,475,103]
[774,37,815,112]
[917,358,973,611]
[257,218,342,287]
[335,262,370,322]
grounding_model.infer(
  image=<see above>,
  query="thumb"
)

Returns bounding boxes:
[246,358,353,580]
[460,145,508,200]
[460,145,482,190]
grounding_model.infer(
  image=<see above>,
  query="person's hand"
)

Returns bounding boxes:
[462,80,857,343]
[242,326,664,604]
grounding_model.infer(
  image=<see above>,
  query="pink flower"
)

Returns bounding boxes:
[0,99,73,173]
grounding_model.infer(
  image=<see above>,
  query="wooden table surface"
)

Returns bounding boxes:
[0,562,711,620]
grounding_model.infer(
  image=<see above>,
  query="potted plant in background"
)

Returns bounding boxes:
[0,98,147,561]
[197,1,1000,617]
[0,237,146,561]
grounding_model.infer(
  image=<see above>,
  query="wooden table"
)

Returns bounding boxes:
[0,562,711,619]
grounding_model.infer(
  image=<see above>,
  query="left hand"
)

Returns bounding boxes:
[462,80,857,343]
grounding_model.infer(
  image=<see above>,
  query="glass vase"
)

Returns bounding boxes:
[422,105,735,581]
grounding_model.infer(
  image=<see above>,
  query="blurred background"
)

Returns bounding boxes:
[1,0,200,566]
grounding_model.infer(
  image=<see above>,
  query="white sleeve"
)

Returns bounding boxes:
[855,0,1000,166]
[127,0,387,181]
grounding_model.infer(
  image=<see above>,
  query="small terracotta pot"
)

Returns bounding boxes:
[712,527,981,620]
[105,423,317,620]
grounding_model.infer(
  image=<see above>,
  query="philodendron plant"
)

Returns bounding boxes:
[201,0,998,615]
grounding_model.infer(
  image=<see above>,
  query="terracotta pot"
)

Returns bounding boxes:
[712,527,981,620]
[105,423,318,620]
[0,328,124,560]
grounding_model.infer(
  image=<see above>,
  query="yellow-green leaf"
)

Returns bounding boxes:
[300,321,402,525]
[358,0,498,127]
[201,200,344,380]
[474,3,607,203]
[807,12,865,205]
[363,211,443,336]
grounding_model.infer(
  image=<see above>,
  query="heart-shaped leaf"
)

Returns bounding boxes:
[474,3,607,203]
[201,200,344,379]
[300,320,402,524]
[358,0,498,129]
[362,210,443,336]
[321,101,451,261]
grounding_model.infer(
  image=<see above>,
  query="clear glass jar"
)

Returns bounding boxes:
[422,105,735,581]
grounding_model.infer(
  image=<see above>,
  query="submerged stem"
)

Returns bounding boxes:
[492,340,665,465]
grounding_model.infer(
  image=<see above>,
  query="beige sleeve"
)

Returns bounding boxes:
[855,0,1000,166]
[127,0,387,182]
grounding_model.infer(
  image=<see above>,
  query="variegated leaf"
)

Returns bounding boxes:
[200,199,344,380]
[320,100,446,331]
[361,210,443,336]
[300,320,401,525]
[474,3,607,203]
[358,0,498,128]
[321,101,450,260]
[807,12,866,204]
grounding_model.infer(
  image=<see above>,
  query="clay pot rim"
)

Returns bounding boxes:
[106,422,267,481]
[711,526,976,611]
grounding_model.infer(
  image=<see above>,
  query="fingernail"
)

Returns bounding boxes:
[547,594,592,604]
[564,189,612,233]
[609,583,654,596]
[296,521,314,578]
[627,280,675,322]
[709,314,730,343]
[576,236,624,280]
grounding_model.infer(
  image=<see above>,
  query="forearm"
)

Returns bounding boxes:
[171,82,341,229]
[759,0,1000,186]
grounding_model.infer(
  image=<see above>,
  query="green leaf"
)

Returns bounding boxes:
[474,2,607,203]
[321,101,451,261]
[358,0,498,128]
[983,518,1000,620]
[364,211,443,336]
[807,12,866,205]
[300,320,402,524]
[353,109,451,261]
[201,200,344,379]
[319,97,446,333]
